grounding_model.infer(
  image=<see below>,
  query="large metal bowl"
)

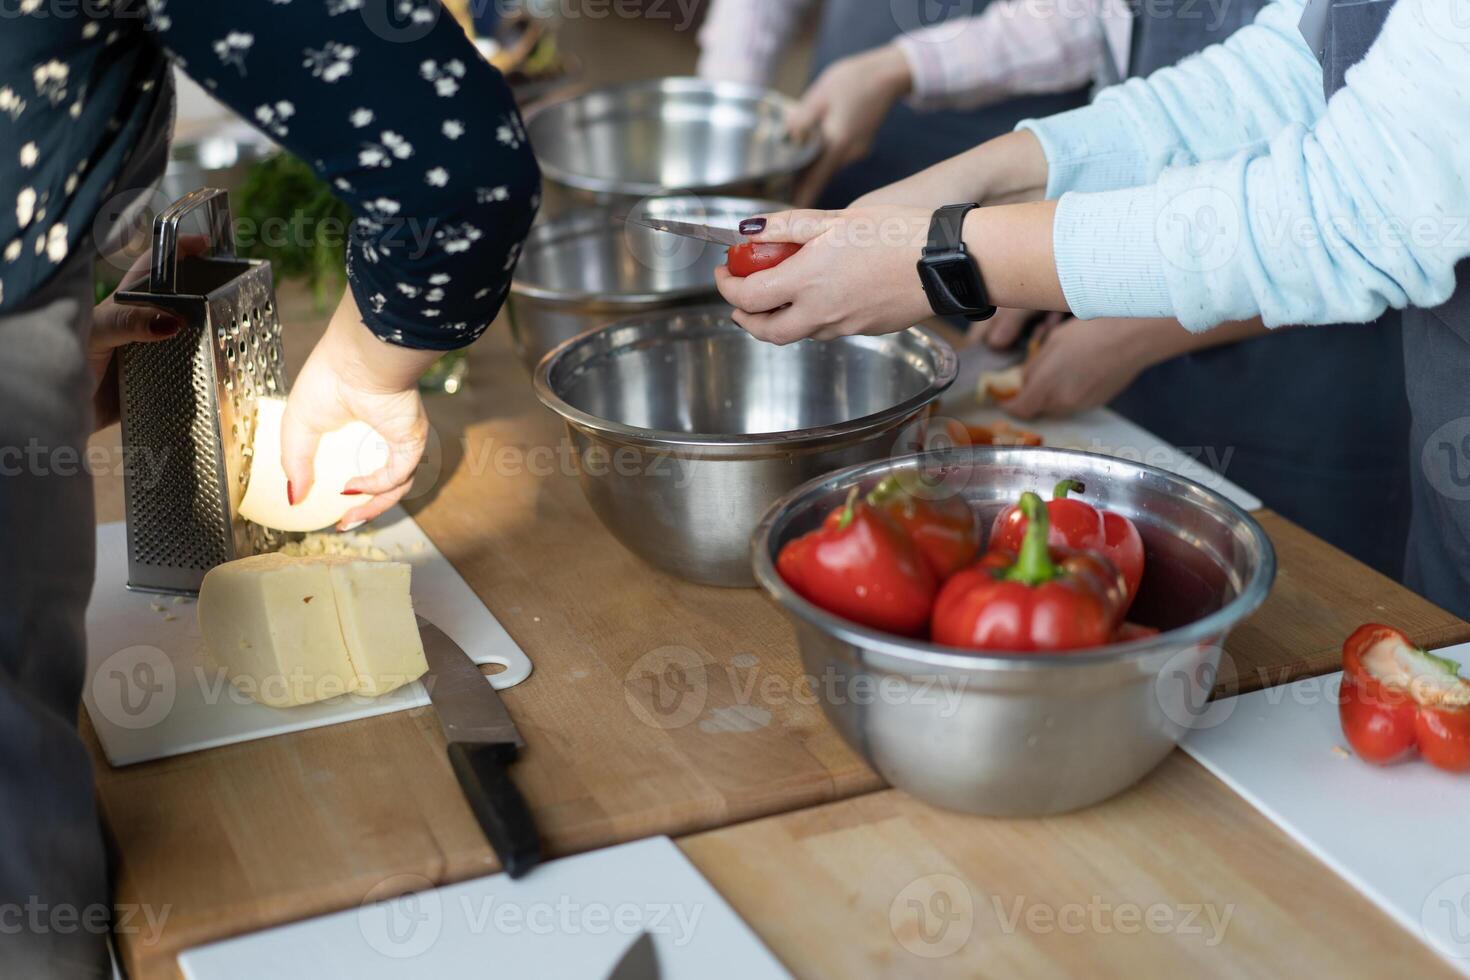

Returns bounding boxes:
[524,77,819,210]
[534,306,957,587]
[753,447,1276,816]
[508,196,784,371]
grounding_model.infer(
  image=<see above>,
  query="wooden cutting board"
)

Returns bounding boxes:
[89,285,1470,979]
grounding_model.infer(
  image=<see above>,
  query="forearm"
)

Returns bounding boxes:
[861,130,1050,210]
[962,201,1066,311]
[696,0,813,85]
[1128,316,1268,366]
[319,291,439,394]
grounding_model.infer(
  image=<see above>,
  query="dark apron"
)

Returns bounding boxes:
[1301,0,1470,615]
[808,0,1092,207]
[1107,0,1412,578]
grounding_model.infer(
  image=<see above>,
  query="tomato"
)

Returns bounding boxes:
[726,242,801,277]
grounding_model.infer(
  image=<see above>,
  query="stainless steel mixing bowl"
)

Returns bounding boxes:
[508,196,784,371]
[524,77,819,211]
[752,447,1276,817]
[534,306,957,587]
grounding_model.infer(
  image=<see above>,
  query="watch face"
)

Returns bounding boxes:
[934,254,985,308]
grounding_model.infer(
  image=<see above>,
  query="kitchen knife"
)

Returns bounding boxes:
[605,932,660,980]
[625,214,746,247]
[418,616,542,879]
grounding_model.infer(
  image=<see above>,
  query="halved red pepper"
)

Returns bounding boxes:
[865,475,979,582]
[990,479,1144,606]
[777,487,937,637]
[931,492,1128,652]
[1339,623,1470,772]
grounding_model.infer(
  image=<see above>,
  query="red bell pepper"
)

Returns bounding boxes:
[865,475,979,582]
[931,492,1128,652]
[726,242,801,277]
[990,479,1145,606]
[1338,623,1470,772]
[776,487,936,637]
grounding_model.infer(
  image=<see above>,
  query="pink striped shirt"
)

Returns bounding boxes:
[696,0,1134,109]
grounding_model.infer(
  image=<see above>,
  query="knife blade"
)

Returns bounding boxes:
[625,214,746,247]
[418,617,541,878]
[606,932,660,980]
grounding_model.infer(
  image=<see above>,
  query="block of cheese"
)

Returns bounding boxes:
[238,397,391,533]
[198,553,428,708]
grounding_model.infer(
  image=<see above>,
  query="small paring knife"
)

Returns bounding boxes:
[418,616,542,878]
[606,931,660,980]
[624,214,747,247]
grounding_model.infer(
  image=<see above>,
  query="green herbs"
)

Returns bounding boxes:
[234,151,354,309]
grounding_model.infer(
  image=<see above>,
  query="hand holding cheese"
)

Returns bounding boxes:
[198,553,428,708]
[239,397,390,532]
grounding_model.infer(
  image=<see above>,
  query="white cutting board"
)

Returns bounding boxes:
[944,348,1262,512]
[177,836,792,980]
[1182,653,1470,975]
[83,507,532,767]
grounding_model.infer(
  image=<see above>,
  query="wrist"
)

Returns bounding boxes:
[322,294,440,394]
[868,44,914,101]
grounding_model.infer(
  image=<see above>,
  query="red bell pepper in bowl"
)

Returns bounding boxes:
[1339,623,1470,772]
[991,479,1144,607]
[865,475,979,582]
[932,492,1129,652]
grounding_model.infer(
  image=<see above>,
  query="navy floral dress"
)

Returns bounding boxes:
[1,0,540,351]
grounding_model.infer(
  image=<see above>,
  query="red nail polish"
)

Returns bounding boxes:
[149,315,181,337]
[341,489,364,496]
[739,218,766,235]
[286,481,296,506]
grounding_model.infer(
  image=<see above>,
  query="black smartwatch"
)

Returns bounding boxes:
[917,204,995,322]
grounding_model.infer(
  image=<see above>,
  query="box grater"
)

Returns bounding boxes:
[114,188,293,594]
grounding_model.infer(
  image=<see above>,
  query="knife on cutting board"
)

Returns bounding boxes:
[419,616,542,878]
[605,932,660,980]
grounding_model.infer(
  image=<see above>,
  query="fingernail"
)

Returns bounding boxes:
[341,489,365,496]
[149,314,181,337]
[286,481,296,506]
[340,520,366,532]
[739,218,766,235]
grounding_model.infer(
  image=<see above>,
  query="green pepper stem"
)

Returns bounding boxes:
[866,475,905,508]
[1053,479,1085,501]
[1004,491,1060,585]
[837,486,861,531]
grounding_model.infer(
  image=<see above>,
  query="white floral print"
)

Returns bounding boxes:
[441,119,464,140]
[253,100,294,137]
[496,113,526,149]
[435,222,482,255]
[419,59,465,98]
[349,107,373,128]
[476,185,509,204]
[32,61,69,106]
[19,143,37,168]
[396,2,437,25]
[327,0,364,13]
[358,130,412,169]
[0,87,25,121]
[425,167,448,187]
[303,42,356,83]
[16,188,35,228]
[213,32,253,75]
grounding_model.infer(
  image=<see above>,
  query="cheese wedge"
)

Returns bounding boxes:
[238,397,391,533]
[198,553,428,708]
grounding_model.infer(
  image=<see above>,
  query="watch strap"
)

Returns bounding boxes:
[926,203,979,255]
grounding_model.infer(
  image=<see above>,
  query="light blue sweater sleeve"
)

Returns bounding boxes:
[1016,0,1470,331]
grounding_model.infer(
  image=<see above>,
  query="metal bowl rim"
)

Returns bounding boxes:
[532,305,958,451]
[523,77,822,197]
[750,445,1277,672]
[509,197,787,307]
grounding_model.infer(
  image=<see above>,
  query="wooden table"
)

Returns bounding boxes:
[90,285,1470,979]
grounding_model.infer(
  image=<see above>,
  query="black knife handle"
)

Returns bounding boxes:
[446,741,543,879]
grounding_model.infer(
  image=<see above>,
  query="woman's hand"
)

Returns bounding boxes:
[1001,317,1155,419]
[280,291,441,530]
[715,206,934,345]
[89,247,188,431]
[788,45,913,207]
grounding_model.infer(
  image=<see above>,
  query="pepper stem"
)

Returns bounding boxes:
[1004,491,1060,586]
[1054,479,1085,501]
[837,486,861,531]
[866,475,906,508]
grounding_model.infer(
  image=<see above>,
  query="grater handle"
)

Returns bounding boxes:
[150,187,237,295]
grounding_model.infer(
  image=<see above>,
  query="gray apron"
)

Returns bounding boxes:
[1304,0,1470,615]
[807,0,1091,207]
[0,69,174,980]
[1108,0,1412,578]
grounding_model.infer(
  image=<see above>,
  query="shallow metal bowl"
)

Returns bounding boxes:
[752,447,1276,817]
[533,306,957,586]
[508,196,783,371]
[524,77,819,208]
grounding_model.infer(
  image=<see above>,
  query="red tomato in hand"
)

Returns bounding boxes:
[727,242,801,277]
